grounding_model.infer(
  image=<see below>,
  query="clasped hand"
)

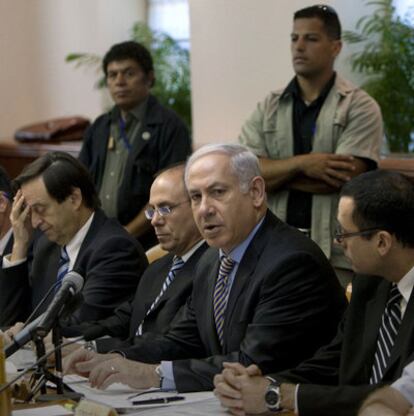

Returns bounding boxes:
[299,153,355,188]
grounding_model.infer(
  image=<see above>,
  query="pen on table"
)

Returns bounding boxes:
[132,395,185,405]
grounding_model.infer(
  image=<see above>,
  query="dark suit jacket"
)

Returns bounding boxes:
[273,275,414,416]
[118,210,348,392]
[79,95,192,249]
[0,210,148,327]
[73,242,208,352]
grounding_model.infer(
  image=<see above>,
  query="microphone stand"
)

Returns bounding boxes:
[29,326,61,401]
[52,324,64,395]
[0,336,84,396]
[30,320,83,402]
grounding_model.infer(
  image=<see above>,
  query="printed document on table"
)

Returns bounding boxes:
[63,374,216,411]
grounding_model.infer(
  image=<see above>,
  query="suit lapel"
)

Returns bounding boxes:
[144,254,176,317]
[73,210,105,272]
[205,253,222,349]
[224,250,258,332]
[361,279,391,376]
[222,215,271,348]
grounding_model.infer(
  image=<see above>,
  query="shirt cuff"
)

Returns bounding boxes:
[3,254,26,268]
[392,369,414,405]
[160,361,176,390]
[294,384,299,414]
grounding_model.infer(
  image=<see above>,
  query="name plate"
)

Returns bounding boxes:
[75,399,118,416]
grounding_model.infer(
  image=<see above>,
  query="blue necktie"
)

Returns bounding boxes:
[136,256,185,336]
[370,284,402,384]
[213,255,235,346]
[56,246,69,291]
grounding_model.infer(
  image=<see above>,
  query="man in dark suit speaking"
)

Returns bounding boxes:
[214,170,414,416]
[0,151,147,327]
[64,144,346,392]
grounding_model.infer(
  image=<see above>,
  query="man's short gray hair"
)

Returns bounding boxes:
[185,143,261,193]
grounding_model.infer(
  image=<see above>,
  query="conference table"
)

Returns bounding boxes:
[9,350,294,416]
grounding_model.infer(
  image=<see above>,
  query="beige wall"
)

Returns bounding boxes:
[189,0,371,146]
[0,0,145,138]
[0,0,372,147]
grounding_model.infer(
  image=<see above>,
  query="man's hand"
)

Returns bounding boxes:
[10,190,33,261]
[298,153,355,188]
[43,333,82,365]
[2,322,25,345]
[88,357,159,390]
[63,348,115,377]
[359,387,412,416]
[214,362,269,415]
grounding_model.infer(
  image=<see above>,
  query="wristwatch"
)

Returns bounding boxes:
[84,341,96,352]
[265,379,282,412]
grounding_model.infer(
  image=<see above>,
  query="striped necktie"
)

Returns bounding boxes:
[136,256,185,336]
[56,246,70,291]
[370,284,402,384]
[213,255,235,346]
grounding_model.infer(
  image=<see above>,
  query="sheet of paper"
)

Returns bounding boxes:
[6,360,17,373]
[64,374,144,409]
[12,404,73,416]
[8,347,36,370]
[123,395,224,415]
[63,374,216,411]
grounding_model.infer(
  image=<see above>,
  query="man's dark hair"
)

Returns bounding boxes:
[340,170,414,247]
[294,4,341,40]
[102,41,154,84]
[13,152,100,210]
[0,165,12,198]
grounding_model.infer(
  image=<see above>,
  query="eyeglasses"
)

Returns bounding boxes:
[334,226,381,244]
[144,200,189,220]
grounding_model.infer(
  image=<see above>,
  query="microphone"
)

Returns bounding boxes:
[4,313,45,358]
[36,271,84,338]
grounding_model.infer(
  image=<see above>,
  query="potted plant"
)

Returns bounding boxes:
[343,0,414,153]
[66,22,192,129]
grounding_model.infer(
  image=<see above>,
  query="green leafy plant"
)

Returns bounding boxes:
[343,0,414,152]
[66,22,192,129]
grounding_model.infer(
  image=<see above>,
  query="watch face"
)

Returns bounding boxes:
[265,389,279,406]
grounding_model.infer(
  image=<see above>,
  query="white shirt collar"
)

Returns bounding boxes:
[398,264,414,306]
[180,239,205,263]
[65,212,95,271]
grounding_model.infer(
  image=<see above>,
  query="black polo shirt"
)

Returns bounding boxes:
[284,74,336,230]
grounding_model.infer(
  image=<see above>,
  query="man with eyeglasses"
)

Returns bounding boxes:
[214,170,414,416]
[62,164,206,353]
[239,4,383,287]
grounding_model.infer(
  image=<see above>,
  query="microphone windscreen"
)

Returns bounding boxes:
[62,271,84,293]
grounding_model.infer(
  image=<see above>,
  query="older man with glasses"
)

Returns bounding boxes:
[61,164,207,353]
[214,170,414,416]
[239,4,383,288]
